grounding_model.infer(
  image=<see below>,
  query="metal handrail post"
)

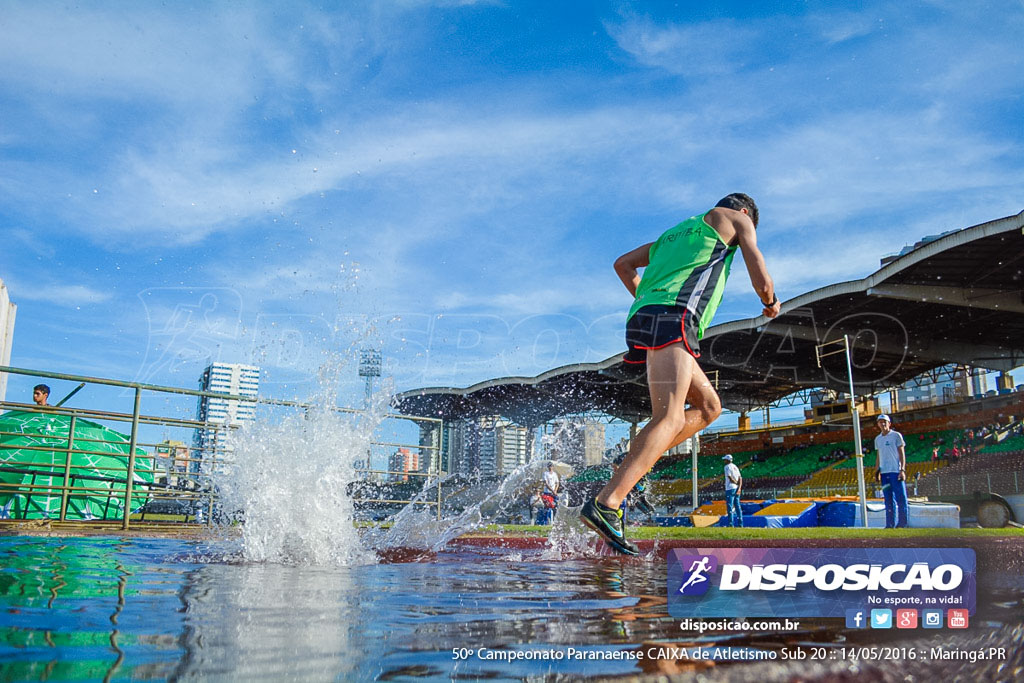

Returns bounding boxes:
[59,415,76,521]
[436,420,443,521]
[121,388,141,530]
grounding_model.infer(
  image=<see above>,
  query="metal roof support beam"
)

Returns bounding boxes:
[866,284,1024,314]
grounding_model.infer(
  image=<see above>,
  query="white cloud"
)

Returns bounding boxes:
[39,103,705,244]
[604,15,760,76]
[16,284,113,306]
[7,229,56,258]
[807,11,879,44]
[1,9,265,113]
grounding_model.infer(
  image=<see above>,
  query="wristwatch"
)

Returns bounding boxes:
[761,294,779,307]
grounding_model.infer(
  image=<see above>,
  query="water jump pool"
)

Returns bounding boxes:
[2,527,1023,682]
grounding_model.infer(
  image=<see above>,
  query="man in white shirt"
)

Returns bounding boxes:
[874,414,909,528]
[543,462,561,505]
[723,454,743,527]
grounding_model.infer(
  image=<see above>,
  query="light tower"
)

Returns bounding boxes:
[358,349,381,406]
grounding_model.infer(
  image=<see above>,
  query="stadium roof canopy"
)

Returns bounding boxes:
[394,210,1024,425]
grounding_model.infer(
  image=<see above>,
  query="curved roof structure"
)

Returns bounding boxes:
[394,210,1024,425]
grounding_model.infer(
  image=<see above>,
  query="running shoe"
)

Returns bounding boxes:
[580,497,638,555]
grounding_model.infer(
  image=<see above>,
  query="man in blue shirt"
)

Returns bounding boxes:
[874,414,909,528]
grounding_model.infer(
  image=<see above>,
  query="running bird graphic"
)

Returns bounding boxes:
[678,555,717,595]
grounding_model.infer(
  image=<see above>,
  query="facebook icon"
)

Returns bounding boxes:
[845,609,866,629]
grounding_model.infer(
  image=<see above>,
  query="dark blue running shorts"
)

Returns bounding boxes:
[623,304,701,364]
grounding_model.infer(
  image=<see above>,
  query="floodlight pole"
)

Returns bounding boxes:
[816,335,869,528]
[358,349,382,408]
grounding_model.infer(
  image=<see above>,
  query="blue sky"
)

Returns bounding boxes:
[2,0,1022,424]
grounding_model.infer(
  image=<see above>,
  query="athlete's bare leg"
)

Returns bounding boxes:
[663,362,722,452]
[597,345,721,509]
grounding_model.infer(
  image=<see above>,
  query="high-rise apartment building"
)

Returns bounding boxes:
[389,447,419,482]
[0,278,16,403]
[582,421,605,466]
[418,422,455,476]
[494,422,531,475]
[155,439,190,486]
[427,416,532,478]
[194,363,260,470]
[472,416,531,477]
[545,419,605,466]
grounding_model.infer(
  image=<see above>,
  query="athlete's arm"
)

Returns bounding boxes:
[614,242,654,297]
[898,445,907,481]
[733,220,781,319]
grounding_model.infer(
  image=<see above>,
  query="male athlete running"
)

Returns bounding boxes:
[581,193,781,554]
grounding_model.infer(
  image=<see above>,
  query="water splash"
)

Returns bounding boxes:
[219,373,621,565]
[372,458,631,560]
[220,405,376,567]
[539,504,611,560]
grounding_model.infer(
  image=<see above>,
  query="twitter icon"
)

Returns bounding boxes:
[870,609,892,629]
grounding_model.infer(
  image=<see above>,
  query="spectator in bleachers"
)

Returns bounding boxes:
[874,414,909,529]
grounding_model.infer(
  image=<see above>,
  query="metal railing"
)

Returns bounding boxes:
[0,365,443,529]
[917,471,1022,498]
[776,472,1023,500]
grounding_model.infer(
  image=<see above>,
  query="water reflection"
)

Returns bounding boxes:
[0,536,1022,681]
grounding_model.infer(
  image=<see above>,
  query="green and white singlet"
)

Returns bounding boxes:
[625,212,737,356]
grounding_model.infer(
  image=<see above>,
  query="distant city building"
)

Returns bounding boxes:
[879,230,959,266]
[389,447,419,482]
[494,420,531,475]
[0,278,16,403]
[194,363,260,471]
[475,416,530,477]
[429,416,532,478]
[896,365,986,408]
[545,419,605,466]
[155,439,190,486]
[582,422,605,466]
[418,422,456,475]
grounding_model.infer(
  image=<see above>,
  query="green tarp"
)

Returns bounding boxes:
[0,411,154,520]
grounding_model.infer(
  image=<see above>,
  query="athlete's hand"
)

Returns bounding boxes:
[762,300,781,318]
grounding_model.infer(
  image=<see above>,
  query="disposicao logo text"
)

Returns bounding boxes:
[713,562,963,592]
[667,548,975,618]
